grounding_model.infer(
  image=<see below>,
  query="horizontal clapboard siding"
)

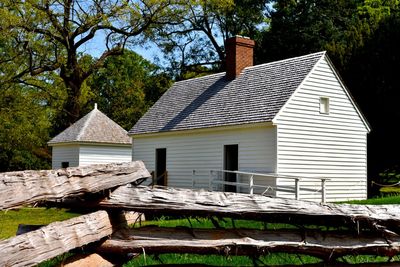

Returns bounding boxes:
[51,145,80,169]
[274,57,368,202]
[133,125,277,191]
[79,145,132,166]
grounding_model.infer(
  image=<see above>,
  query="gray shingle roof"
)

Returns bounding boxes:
[129,51,325,135]
[48,108,132,145]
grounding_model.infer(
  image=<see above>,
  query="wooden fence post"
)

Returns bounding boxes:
[321,178,327,203]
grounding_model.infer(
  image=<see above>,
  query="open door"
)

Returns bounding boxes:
[224,144,238,192]
[155,148,167,186]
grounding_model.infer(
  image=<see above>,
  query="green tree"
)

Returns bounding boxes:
[345,3,400,187]
[255,0,365,69]
[89,50,171,130]
[0,0,174,130]
[149,0,270,79]
[0,85,51,171]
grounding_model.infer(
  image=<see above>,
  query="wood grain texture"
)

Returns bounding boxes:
[99,185,400,232]
[0,161,150,210]
[98,226,400,260]
[0,210,113,267]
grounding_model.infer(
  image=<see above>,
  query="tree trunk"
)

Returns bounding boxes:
[59,56,84,127]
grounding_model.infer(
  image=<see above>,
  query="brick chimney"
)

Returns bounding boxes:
[225,36,255,80]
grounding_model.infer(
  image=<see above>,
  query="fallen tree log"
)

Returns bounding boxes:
[0,210,113,267]
[98,185,400,233]
[0,161,150,210]
[98,226,400,262]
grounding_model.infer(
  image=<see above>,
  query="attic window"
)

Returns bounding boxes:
[320,97,330,114]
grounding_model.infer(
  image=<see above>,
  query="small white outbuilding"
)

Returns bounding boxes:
[129,36,371,202]
[48,105,132,169]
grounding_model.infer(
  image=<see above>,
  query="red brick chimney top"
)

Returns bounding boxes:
[225,36,255,80]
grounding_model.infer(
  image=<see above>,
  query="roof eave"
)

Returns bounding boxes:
[130,121,274,138]
[48,141,132,147]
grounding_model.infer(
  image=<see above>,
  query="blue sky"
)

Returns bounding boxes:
[78,31,161,64]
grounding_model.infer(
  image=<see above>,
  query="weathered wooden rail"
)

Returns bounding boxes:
[0,211,113,267]
[98,185,400,234]
[1,162,400,266]
[0,161,150,210]
[98,226,400,261]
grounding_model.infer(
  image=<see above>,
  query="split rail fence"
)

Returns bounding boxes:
[1,162,400,266]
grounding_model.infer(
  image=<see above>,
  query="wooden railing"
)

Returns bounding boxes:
[209,169,329,203]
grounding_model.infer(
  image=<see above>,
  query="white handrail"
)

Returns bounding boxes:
[210,169,329,181]
[208,169,329,203]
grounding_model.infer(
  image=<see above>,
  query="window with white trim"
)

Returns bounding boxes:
[319,97,330,114]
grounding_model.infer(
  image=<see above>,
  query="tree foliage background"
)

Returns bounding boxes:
[1,0,400,193]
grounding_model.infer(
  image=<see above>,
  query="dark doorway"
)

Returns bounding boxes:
[224,144,238,192]
[61,162,69,168]
[155,148,167,186]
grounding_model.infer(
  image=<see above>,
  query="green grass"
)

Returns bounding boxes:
[380,186,400,194]
[0,207,82,239]
[124,253,322,266]
[136,216,295,230]
[124,253,400,266]
[343,195,400,205]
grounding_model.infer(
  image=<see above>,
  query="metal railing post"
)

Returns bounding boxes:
[192,170,196,189]
[295,178,300,200]
[249,174,254,195]
[209,170,213,191]
[321,178,327,203]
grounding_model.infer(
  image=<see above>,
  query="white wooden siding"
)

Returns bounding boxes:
[51,145,80,169]
[133,125,277,191]
[79,145,132,166]
[274,57,369,202]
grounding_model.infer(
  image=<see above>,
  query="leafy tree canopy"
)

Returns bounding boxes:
[89,49,171,130]
[0,85,51,172]
[147,0,270,79]
[0,0,175,130]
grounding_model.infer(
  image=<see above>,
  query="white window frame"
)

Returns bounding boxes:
[319,97,330,114]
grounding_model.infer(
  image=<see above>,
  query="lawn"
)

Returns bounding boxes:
[0,207,82,239]
[343,194,400,205]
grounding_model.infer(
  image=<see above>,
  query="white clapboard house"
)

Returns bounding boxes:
[129,36,370,202]
[48,105,132,169]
